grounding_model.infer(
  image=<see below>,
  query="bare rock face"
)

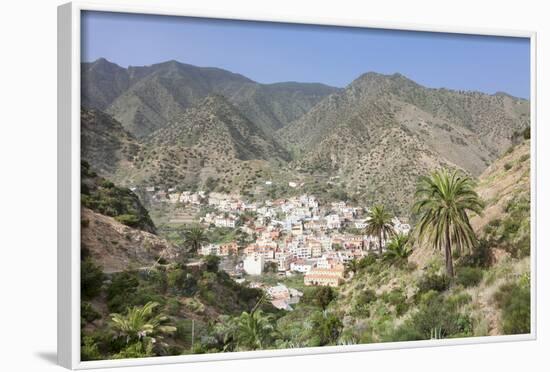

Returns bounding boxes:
[81,208,177,273]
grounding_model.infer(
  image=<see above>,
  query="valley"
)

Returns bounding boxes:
[79,58,531,360]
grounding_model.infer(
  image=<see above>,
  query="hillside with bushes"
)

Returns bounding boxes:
[80,137,531,359]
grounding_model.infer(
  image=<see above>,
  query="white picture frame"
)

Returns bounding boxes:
[58,1,537,369]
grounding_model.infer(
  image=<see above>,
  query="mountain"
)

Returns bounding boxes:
[227,81,340,134]
[128,95,292,190]
[279,72,529,214]
[81,58,131,110]
[81,108,141,178]
[81,58,338,137]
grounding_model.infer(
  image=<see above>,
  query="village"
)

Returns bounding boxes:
[144,186,411,311]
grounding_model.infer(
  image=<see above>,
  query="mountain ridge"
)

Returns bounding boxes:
[82,58,339,137]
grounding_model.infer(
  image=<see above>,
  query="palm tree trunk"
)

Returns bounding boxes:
[379,231,383,255]
[444,225,454,277]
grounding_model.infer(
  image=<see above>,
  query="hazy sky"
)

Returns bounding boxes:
[81,11,531,99]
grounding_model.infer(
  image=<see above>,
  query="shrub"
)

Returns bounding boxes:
[459,239,493,268]
[455,267,484,287]
[264,261,278,273]
[494,279,530,334]
[519,154,529,163]
[382,289,408,316]
[166,298,181,316]
[203,255,220,273]
[504,162,513,171]
[101,180,115,189]
[310,311,343,346]
[114,214,141,228]
[303,287,336,310]
[417,272,451,294]
[388,291,473,341]
[81,258,104,299]
[484,195,530,258]
[81,301,101,322]
[167,267,187,289]
[356,289,377,307]
[522,126,531,140]
[106,271,139,313]
[81,336,102,361]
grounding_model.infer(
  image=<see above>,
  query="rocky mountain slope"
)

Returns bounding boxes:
[82,58,338,137]
[81,207,177,273]
[80,161,177,272]
[471,138,531,258]
[122,95,292,191]
[81,61,529,215]
[81,108,141,177]
[279,72,529,214]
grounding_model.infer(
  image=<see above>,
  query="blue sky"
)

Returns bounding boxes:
[81,11,530,99]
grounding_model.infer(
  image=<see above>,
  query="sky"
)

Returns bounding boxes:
[81,11,531,99]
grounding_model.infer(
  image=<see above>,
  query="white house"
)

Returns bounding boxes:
[290,259,314,274]
[200,244,220,256]
[243,254,264,276]
[325,214,341,229]
[214,217,236,228]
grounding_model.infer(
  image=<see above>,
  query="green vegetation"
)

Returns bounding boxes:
[303,286,336,310]
[225,310,278,351]
[80,146,531,359]
[365,205,395,255]
[417,271,451,294]
[181,226,209,254]
[388,290,473,340]
[383,233,412,265]
[81,161,156,233]
[483,194,530,258]
[414,168,484,276]
[81,257,104,300]
[110,301,176,349]
[494,274,530,334]
[455,266,483,287]
[310,310,343,346]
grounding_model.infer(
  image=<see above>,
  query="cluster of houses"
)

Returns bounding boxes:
[161,191,411,288]
[141,186,413,310]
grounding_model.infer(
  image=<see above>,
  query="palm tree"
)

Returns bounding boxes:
[365,205,395,255]
[413,168,484,277]
[383,233,412,264]
[232,310,278,351]
[182,226,209,254]
[110,301,176,345]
